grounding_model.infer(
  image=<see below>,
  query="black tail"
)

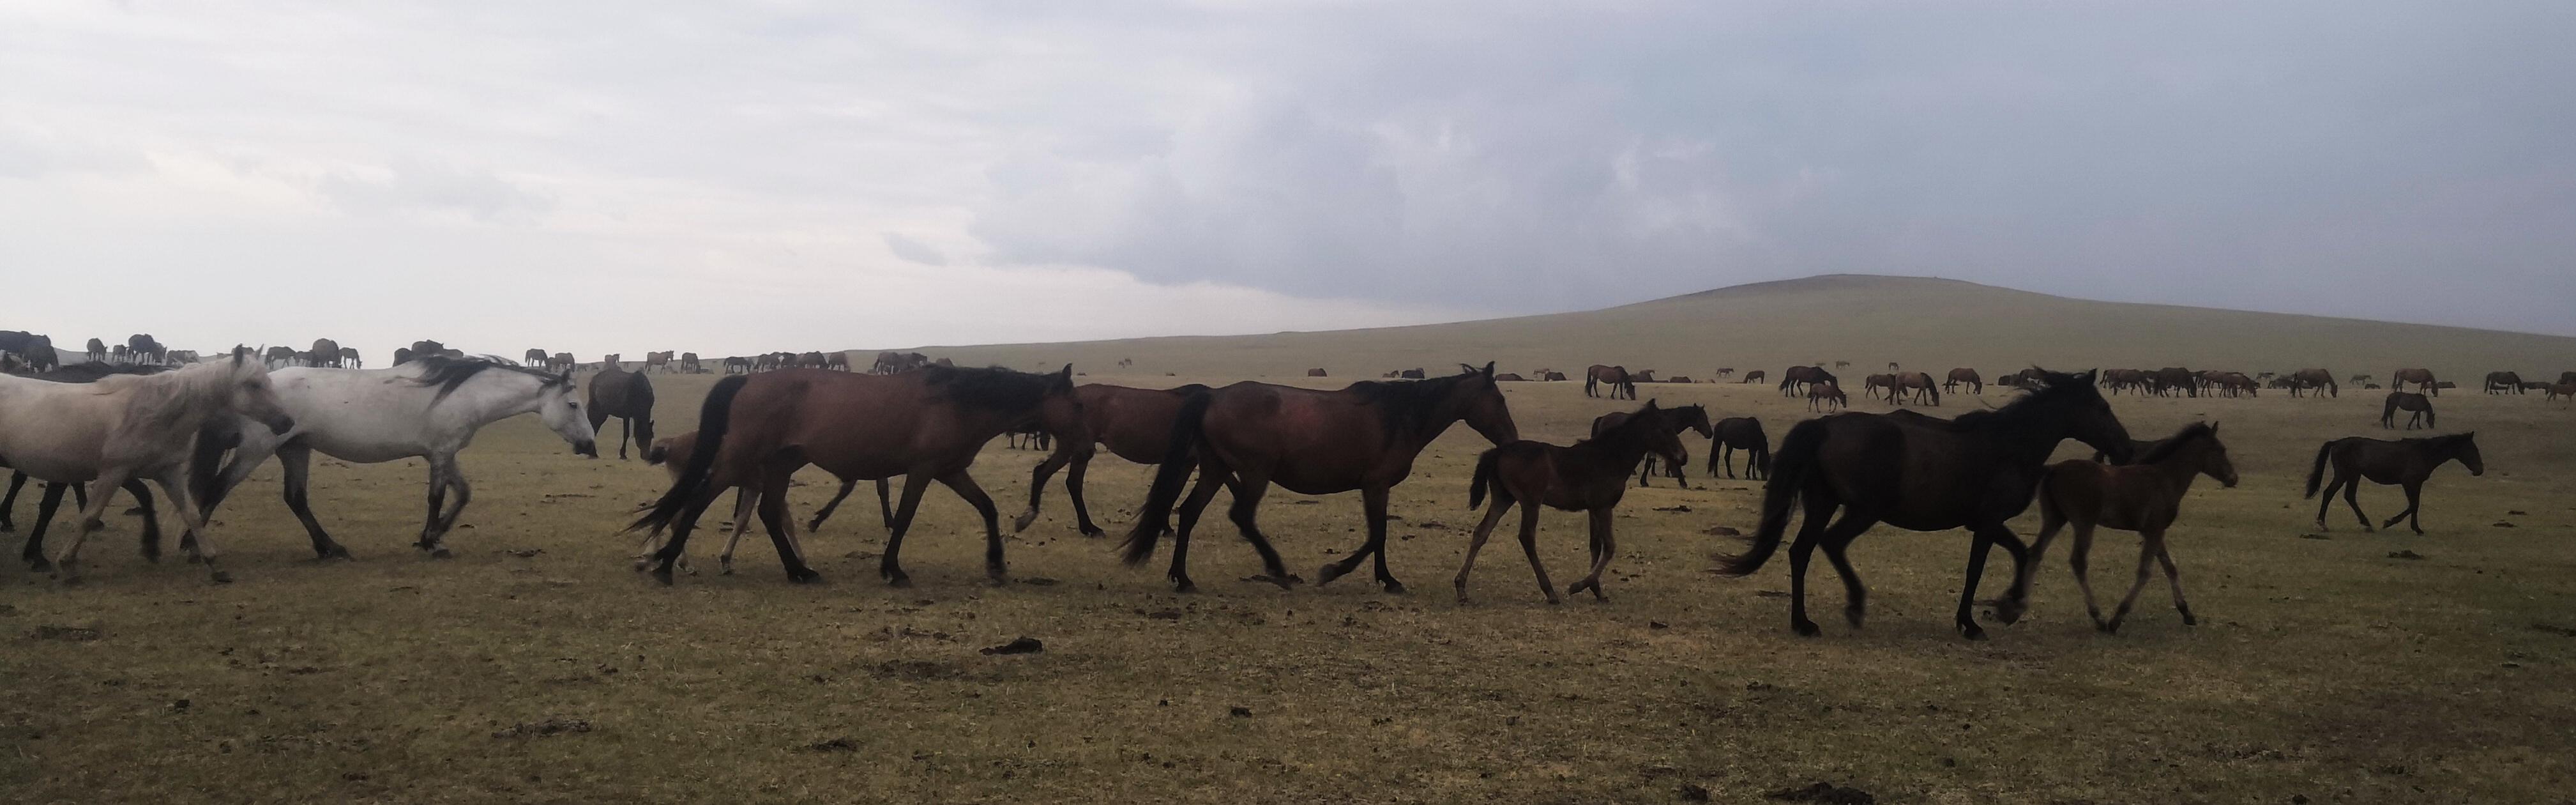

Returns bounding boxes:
[1713,418,1825,576]
[2303,440,2335,498]
[627,374,746,533]
[1467,449,1500,510]
[1118,390,1212,565]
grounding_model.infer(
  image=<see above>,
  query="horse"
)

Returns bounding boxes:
[1712,369,2133,639]
[2390,368,2436,395]
[392,348,413,365]
[1588,403,1714,487]
[84,338,107,362]
[587,365,656,459]
[125,334,165,365]
[1861,373,1895,401]
[110,344,130,364]
[1779,365,1835,397]
[0,348,294,582]
[2151,367,2199,397]
[2306,433,2483,535]
[2209,372,2257,397]
[1944,369,1982,394]
[1629,369,1658,383]
[2379,392,2435,429]
[1455,401,1689,603]
[822,353,849,371]
[678,353,701,373]
[0,362,174,549]
[2289,368,2338,398]
[262,346,299,367]
[2485,371,2526,394]
[1119,363,1517,594]
[603,353,621,370]
[644,351,673,373]
[1011,383,1211,537]
[180,356,598,562]
[309,339,341,369]
[0,331,60,371]
[2100,369,2146,395]
[1714,368,1735,379]
[1805,381,1847,411]
[525,348,549,367]
[550,352,575,373]
[632,364,1079,585]
[1707,417,1771,480]
[2560,371,2576,387]
[337,347,361,369]
[2024,422,2237,633]
[1895,372,1941,406]
[633,431,890,576]
[1584,365,1635,399]
[723,356,753,374]
[1741,369,1765,385]
[2549,383,2576,402]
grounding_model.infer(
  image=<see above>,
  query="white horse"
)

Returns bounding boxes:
[0,348,296,583]
[184,356,598,560]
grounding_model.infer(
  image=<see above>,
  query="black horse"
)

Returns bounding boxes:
[2305,434,2483,535]
[1713,369,2133,639]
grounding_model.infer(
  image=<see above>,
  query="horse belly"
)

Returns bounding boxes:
[298,432,423,464]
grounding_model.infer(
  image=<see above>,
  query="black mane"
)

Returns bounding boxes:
[925,364,1070,411]
[407,355,567,402]
[2135,422,2216,465]
[1349,367,1487,441]
[1948,369,2098,430]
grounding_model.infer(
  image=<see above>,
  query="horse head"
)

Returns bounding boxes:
[534,371,600,458]
[2452,432,2484,476]
[1453,361,1517,446]
[226,346,296,434]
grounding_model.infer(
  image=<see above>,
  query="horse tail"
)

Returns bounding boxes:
[1714,418,1824,576]
[2381,394,2396,426]
[1119,390,1213,565]
[627,374,745,533]
[2303,440,2335,498]
[1467,448,1500,510]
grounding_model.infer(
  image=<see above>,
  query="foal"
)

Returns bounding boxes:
[1589,403,1714,487]
[2306,433,2484,534]
[1455,401,1687,603]
[1806,381,1847,411]
[2027,423,2237,633]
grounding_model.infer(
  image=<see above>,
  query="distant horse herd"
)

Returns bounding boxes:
[0,329,2563,640]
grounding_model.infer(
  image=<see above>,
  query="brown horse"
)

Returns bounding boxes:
[1741,369,1765,384]
[1455,401,1688,603]
[1944,368,1982,394]
[587,365,656,459]
[1706,417,1770,480]
[2379,392,2434,429]
[2026,422,2237,633]
[630,364,1080,585]
[1588,403,1714,487]
[2392,368,2437,395]
[1805,381,1847,411]
[1307,368,1327,377]
[637,431,891,575]
[1542,371,1568,382]
[524,348,549,367]
[1861,373,1896,401]
[2550,383,2576,402]
[2306,433,2483,534]
[2485,371,2525,394]
[2100,369,2147,395]
[2208,371,2258,397]
[1013,383,1209,537]
[1778,365,1832,397]
[1584,365,1633,399]
[1895,372,1941,406]
[1119,363,1517,593]
[1713,369,2132,639]
[2289,368,2337,398]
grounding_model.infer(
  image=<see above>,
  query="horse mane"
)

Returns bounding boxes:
[2134,422,2216,465]
[1948,369,2096,430]
[407,355,567,402]
[97,358,252,443]
[923,364,1070,412]
[1349,367,1489,442]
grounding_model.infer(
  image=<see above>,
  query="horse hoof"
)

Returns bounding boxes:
[884,574,913,588]
[428,548,453,560]
[27,558,53,573]
[1009,514,1038,533]
[2181,613,2199,626]
[1959,624,1988,641]
[1381,580,1409,595]
[185,553,204,565]
[1791,620,1821,637]
[651,566,675,586]
[1314,564,1347,586]
[632,558,651,572]
[321,546,352,561]
[1079,526,1107,539]
[209,570,233,585]
[1844,608,1866,629]
[718,563,734,576]
[789,568,823,584]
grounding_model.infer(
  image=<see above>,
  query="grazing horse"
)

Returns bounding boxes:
[1706,417,1771,480]
[1119,363,1517,594]
[2289,368,2338,398]
[1944,369,1982,394]
[0,348,295,582]
[1805,381,1847,411]
[1741,369,1765,384]
[1456,401,1688,603]
[308,339,340,368]
[392,348,414,365]
[1589,403,1715,487]
[2306,433,2483,535]
[1713,370,2133,639]
[0,331,61,371]
[1895,372,1941,406]
[2025,422,2237,633]
[182,357,598,562]
[633,364,1080,585]
[2392,368,2437,395]
[549,352,575,372]
[525,348,549,367]
[338,347,361,369]
[1778,365,1835,397]
[1013,383,1210,537]
[84,338,107,362]
[2149,367,2198,397]
[2209,372,2258,397]
[2100,369,2146,395]
[1861,373,1895,401]
[1584,365,1634,399]
[262,345,299,367]
[587,365,656,459]
[2485,371,2526,394]
[677,353,701,373]
[2379,392,2435,429]
[821,353,849,371]
[125,334,166,365]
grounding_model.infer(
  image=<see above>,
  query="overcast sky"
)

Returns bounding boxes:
[5,1,2571,359]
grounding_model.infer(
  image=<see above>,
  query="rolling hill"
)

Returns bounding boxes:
[875,274,2574,383]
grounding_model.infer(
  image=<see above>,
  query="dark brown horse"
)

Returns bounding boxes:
[1584,365,1633,399]
[1805,381,1847,411]
[1588,403,1715,487]
[2485,371,2525,394]
[631,364,1079,585]
[2392,368,2437,395]
[2550,383,2576,402]
[1013,383,1210,537]
[1741,369,1766,384]
[1895,371,1941,406]
[2379,392,2434,429]
[1119,363,1517,593]
[2026,422,2236,633]
[637,429,890,574]
[1861,373,1896,401]
[1713,369,2132,639]
[1455,401,1687,603]
[587,365,656,459]
[1778,365,1833,397]
[1944,368,1982,394]
[2306,433,2483,535]
[2289,368,2338,398]
[1706,417,1770,480]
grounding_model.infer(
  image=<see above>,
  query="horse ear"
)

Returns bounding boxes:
[2209,421,2220,433]
[1481,360,1495,379]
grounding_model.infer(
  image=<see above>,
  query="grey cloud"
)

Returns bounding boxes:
[882,232,947,266]
[315,161,549,222]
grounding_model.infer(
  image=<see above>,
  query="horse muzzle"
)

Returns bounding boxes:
[264,415,296,435]
[574,440,599,458]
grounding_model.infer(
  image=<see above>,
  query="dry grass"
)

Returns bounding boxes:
[5,364,2572,804]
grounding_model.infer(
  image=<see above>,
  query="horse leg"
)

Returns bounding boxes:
[1012,440,1077,533]
[1166,470,1230,592]
[879,471,936,586]
[0,471,23,532]
[2070,523,2106,629]
[22,482,68,572]
[275,444,349,560]
[1567,508,1617,601]
[875,479,894,530]
[805,479,858,532]
[1784,494,1836,636]
[1636,456,1653,487]
[149,467,228,583]
[2103,529,2160,634]
[123,480,160,563]
[718,486,757,575]
[647,485,724,585]
[934,470,1008,585]
[2342,475,2373,532]
[1980,525,2036,628]
[1226,471,1300,589]
[1063,448,1105,537]
[2388,480,2424,534]
[758,468,821,583]
[1951,532,2000,640]
[416,454,470,557]
[1814,510,1876,629]
[1451,496,1515,603]
[51,470,127,583]
[617,416,631,460]
[1512,500,1559,604]
[1365,486,1407,593]
[2155,539,2195,625]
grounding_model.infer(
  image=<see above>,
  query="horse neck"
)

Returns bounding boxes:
[1574,422,1662,468]
[448,373,552,424]
[2144,440,2211,492]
